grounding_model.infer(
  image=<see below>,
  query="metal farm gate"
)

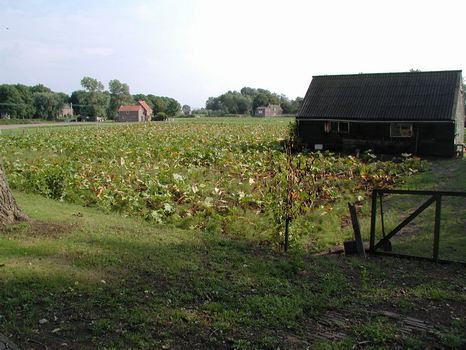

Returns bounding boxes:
[369,189,466,265]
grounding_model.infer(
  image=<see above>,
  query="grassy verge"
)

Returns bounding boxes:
[0,118,56,125]
[1,191,465,349]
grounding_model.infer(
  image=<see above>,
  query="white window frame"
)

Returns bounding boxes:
[390,122,413,138]
[338,122,350,134]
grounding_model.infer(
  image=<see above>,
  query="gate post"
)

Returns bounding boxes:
[433,194,442,261]
[369,189,377,253]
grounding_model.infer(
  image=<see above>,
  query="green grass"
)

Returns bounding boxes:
[0,118,55,125]
[0,191,465,349]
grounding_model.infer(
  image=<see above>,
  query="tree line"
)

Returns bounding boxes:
[0,77,182,120]
[194,87,303,116]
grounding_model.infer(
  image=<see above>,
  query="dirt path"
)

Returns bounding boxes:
[0,333,19,350]
[0,122,99,130]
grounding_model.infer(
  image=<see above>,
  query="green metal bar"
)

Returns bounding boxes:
[433,195,442,261]
[369,190,377,253]
[372,251,466,266]
[379,193,386,238]
[376,189,466,197]
[374,196,436,251]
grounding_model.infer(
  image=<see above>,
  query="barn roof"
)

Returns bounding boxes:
[118,105,142,112]
[297,70,462,121]
[137,100,152,114]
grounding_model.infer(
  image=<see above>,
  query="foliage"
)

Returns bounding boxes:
[32,92,64,120]
[206,87,303,115]
[78,77,108,119]
[182,104,191,116]
[0,84,64,119]
[154,112,168,121]
[107,79,132,120]
[134,94,181,117]
[81,76,105,93]
[0,119,424,248]
[0,79,182,120]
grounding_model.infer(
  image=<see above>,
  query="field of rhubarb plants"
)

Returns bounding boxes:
[0,118,424,248]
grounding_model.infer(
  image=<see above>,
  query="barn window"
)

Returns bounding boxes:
[338,122,349,134]
[390,123,413,137]
[324,121,350,134]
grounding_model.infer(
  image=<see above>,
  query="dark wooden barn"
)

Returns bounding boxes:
[296,70,465,157]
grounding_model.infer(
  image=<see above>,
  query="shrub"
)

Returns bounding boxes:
[154,112,168,121]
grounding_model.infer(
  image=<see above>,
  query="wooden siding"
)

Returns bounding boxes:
[297,120,456,157]
[118,110,143,122]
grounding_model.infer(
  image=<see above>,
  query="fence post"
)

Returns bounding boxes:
[433,194,442,261]
[348,203,366,257]
[369,189,377,253]
[284,217,290,252]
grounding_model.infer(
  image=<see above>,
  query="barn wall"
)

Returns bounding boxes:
[297,120,456,157]
[454,89,465,145]
[118,111,140,122]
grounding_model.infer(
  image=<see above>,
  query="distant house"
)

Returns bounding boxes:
[59,103,74,117]
[117,100,153,122]
[255,104,283,117]
[296,70,465,157]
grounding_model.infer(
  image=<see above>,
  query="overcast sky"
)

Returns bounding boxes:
[1,0,465,108]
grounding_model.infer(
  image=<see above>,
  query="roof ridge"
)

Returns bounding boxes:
[313,70,462,78]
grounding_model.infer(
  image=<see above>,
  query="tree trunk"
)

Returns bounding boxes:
[0,162,27,227]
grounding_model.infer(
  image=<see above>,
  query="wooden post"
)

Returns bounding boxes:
[284,217,290,252]
[379,193,392,252]
[433,195,442,261]
[369,190,377,253]
[348,203,365,257]
[379,193,385,238]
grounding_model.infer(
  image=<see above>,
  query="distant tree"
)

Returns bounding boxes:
[0,84,34,118]
[292,97,303,113]
[409,68,422,72]
[33,92,63,119]
[207,87,299,115]
[30,84,52,94]
[152,97,166,114]
[280,98,293,114]
[192,107,209,115]
[252,93,269,112]
[182,104,191,116]
[240,87,257,99]
[70,90,87,116]
[206,97,220,111]
[133,94,181,116]
[108,79,132,119]
[155,112,168,121]
[81,77,104,93]
[236,96,250,114]
[0,85,24,118]
[132,94,147,103]
[165,98,181,116]
[78,77,108,118]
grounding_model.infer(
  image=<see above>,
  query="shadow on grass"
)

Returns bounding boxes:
[1,190,465,349]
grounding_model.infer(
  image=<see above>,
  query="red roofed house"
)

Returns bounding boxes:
[117,100,153,122]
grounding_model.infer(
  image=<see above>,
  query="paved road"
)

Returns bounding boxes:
[0,122,99,130]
